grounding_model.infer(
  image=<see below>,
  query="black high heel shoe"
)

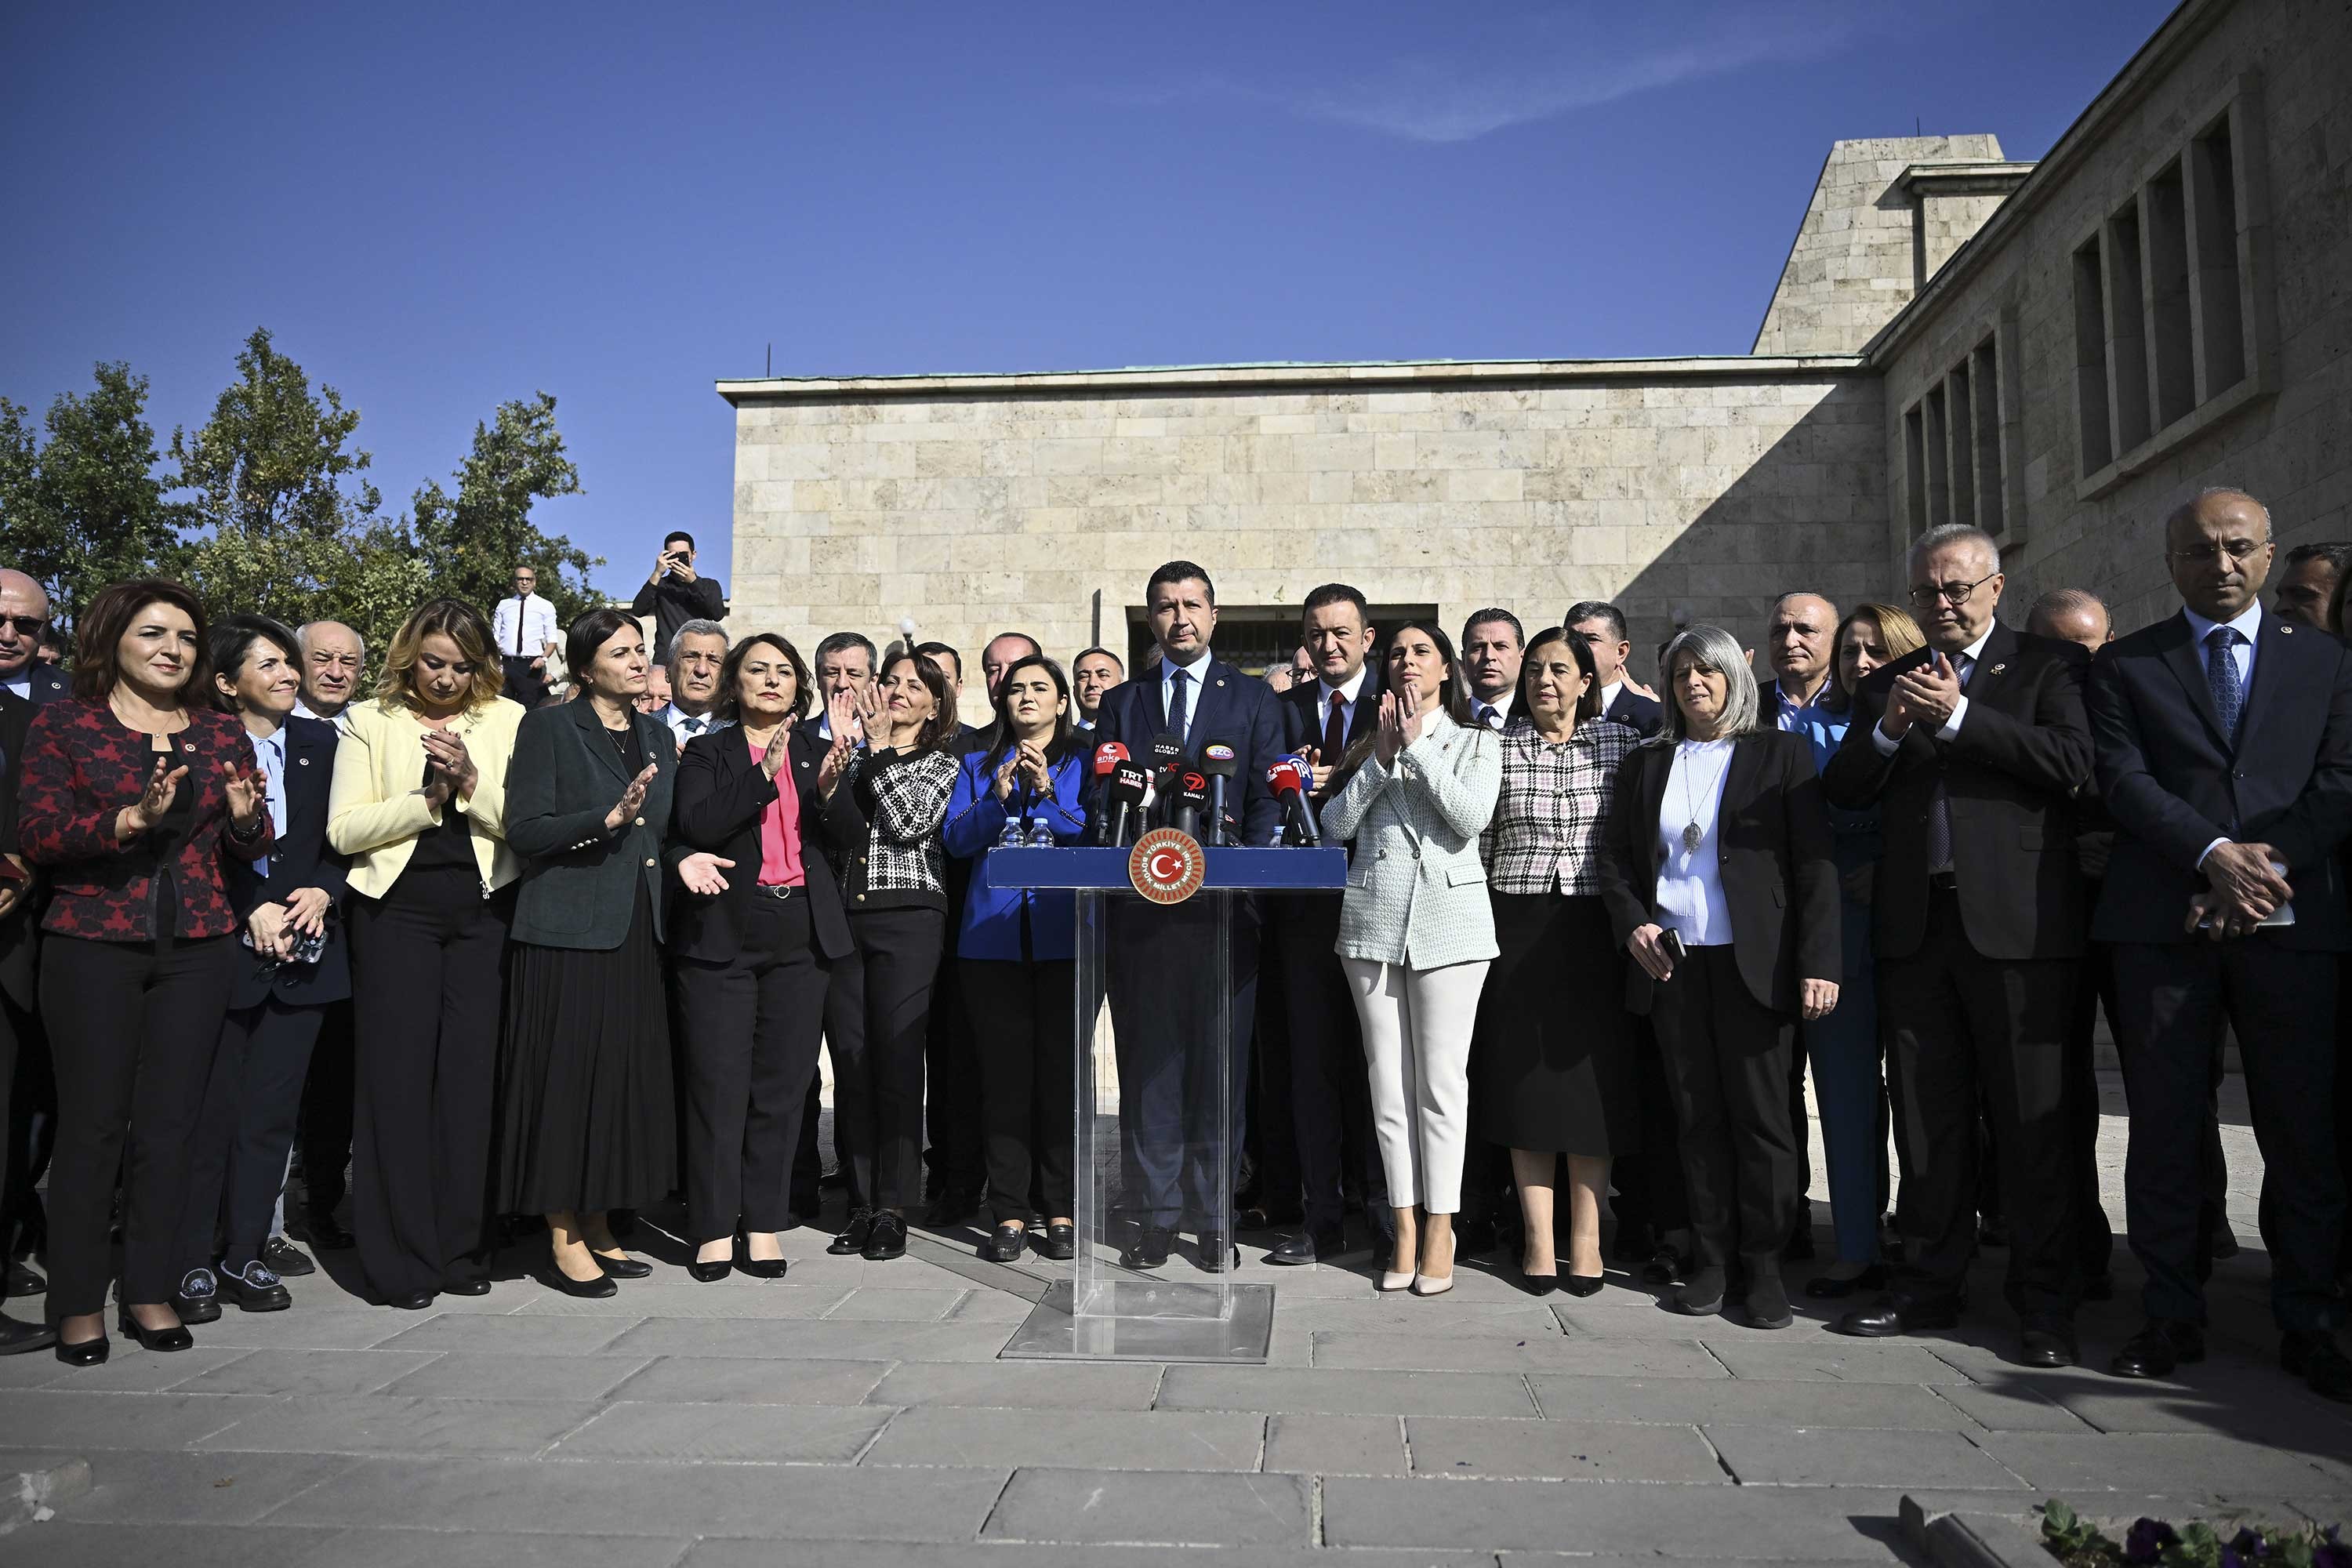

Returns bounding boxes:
[55,1329,110,1367]
[735,1230,788,1280]
[593,1250,652,1280]
[117,1305,194,1353]
[1560,1274,1606,1298]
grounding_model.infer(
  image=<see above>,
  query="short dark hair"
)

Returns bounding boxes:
[880,649,959,755]
[915,641,963,682]
[72,578,211,704]
[2282,541,2352,573]
[1563,601,1628,643]
[1301,583,1368,626]
[663,531,696,552]
[813,630,878,673]
[1147,560,1215,607]
[1517,625,1602,725]
[717,632,813,724]
[208,614,302,714]
[1073,646,1123,671]
[564,607,642,685]
[1461,608,1524,648]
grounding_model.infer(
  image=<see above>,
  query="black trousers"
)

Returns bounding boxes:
[1279,902,1381,1232]
[1610,1014,1690,1245]
[797,946,869,1214]
[922,928,984,1199]
[676,892,831,1242]
[1880,887,2079,1321]
[2113,939,2344,1333]
[2062,933,2120,1282]
[0,981,52,1265]
[962,957,1077,1221]
[500,655,547,710]
[1649,944,1799,1276]
[837,906,942,1213]
[297,999,356,1229]
[349,876,508,1300]
[182,996,326,1272]
[39,933,235,1318]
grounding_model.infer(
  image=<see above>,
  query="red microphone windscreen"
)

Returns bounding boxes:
[1093,741,1128,775]
[1268,761,1302,795]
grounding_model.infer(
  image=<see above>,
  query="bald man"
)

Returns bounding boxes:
[1762,591,1839,732]
[0,568,56,1351]
[0,572,65,706]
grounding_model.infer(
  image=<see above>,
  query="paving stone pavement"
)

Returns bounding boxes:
[4,1071,2350,1566]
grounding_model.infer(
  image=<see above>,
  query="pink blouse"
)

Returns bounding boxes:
[754,735,806,887]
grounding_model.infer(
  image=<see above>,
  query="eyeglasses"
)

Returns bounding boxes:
[2165,539,2271,564]
[0,615,45,638]
[1905,570,2001,608]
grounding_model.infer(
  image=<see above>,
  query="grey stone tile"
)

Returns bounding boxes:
[1973,1431,2352,1496]
[865,1407,1264,1471]
[0,1391,261,1450]
[947,1288,1040,1323]
[379,1352,652,1403]
[683,1544,1495,1568]
[174,1348,445,1396]
[35,1447,361,1525]
[0,1523,689,1568]
[981,1468,1309,1546]
[1931,1380,2100,1433]
[605,1355,893,1406]
[196,1394,601,1457]
[1276,1295,1564,1337]
[1261,1413,1407,1476]
[1704,1425,2026,1489]
[25,1344,259,1392]
[1531,1372,1967,1428]
[514,1281,851,1318]
[553,1400,892,1463]
[2033,1374,2352,1437]
[187,1306,420,1350]
[1406,1414,1726,1482]
[1704,1339,1969,1384]
[868,1358,1164,1410]
[823,1287,967,1321]
[1322,1475,1906,1556]
[601,1316,1014,1362]
[372,1313,643,1355]
[1156,1366,1538,1417]
[0,1523,345,1567]
[1309,1327,1722,1377]
[263,1454,1009,1540]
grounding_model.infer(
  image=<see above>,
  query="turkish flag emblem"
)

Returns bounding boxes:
[1128,826,1206,906]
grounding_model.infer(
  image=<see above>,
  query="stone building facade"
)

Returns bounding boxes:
[720,0,2348,673]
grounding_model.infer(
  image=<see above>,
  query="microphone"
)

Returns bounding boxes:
[1269,760,1320,847]
[1198,741,1239,846]
[1091,742,1130,844]
[1146,731,1185,821]
[1280,750,1319,797]
[1171,770,1210,839]
[1105,760,1151,848]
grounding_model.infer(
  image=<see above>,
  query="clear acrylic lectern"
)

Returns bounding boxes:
[988,844,1348,1363]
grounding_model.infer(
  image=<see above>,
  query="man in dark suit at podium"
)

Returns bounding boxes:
[1567,601,1663,739]
[1089,561,1284,1271]
[2089,488,2352,1401]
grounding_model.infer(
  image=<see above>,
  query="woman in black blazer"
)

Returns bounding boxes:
[1599,623,1839,1331]
[497,609,718,1298]
[670,633,853,1281]
[179,616,350,1317]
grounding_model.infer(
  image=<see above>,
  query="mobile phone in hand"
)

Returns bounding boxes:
[1659,928,1688,965]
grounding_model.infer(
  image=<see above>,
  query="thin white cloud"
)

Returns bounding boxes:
[1116,5,1884,143]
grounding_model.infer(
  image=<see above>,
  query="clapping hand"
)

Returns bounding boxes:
[678,852,735,896]
[1886,652,1961,738]
[421,729,477,800]
[1373,693,1405,767]
[757,724,792,781]
[117,756,190,841]
[991,750,1022,804]
[222,758,265,831]
[603,763,658,833]
[1015,739,1052,797]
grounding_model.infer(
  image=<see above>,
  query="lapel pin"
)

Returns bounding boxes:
[1989,663,2005,675]
[298,757,310,766]
[2281,625,2296,635]
[183,742,196,753]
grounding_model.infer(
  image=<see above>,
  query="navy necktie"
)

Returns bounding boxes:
[1167,667,1191,742]
[2206,626,2243,742]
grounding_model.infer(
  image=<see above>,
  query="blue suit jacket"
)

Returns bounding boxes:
[224,715,352,1007]
[1091,654,1284,844]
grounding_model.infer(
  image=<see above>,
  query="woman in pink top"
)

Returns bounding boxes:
[668,634,855,1281]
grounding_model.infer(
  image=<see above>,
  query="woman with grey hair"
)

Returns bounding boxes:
[1596,623,1839,1330]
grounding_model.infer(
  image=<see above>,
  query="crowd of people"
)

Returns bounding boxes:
[0,485,2345,1405]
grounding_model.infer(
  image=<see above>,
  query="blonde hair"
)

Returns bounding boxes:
[1831,604,1927,710]
[373,597,504,713]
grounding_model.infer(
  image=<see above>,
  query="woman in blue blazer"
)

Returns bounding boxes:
[940,653,1087,1263]
[179,615,350,1318]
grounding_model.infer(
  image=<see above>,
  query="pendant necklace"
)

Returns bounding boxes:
[1678,739,1729,852]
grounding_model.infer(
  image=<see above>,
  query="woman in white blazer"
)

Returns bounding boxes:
[325,599,524,1311]
[1320,621,1501,1295]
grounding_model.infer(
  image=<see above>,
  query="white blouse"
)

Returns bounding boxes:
[1653,738,1735,948]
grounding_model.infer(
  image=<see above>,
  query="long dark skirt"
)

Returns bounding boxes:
[1474,891,1640,1158]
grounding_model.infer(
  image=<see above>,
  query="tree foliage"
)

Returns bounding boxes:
[0,364,184,627]
[409,391,599,629]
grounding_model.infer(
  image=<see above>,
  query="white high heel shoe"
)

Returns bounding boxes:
[1377,1269,1415,1292]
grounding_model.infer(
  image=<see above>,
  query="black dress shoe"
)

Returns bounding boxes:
[1833,1291,1962,1338]
[217,1261,292,1312]
[735,1233,788,1279]
[1269,1226,1344,1266]
[1642,1247,1685,1286]
[863,1213,909,1261]
[2019,1324,2078,1368]
[442,1276,492,1297]
[2110,1319,2204,1379]
[5,1261,45,1298]
[386,1289,437,1310]
[1120,1225,1172,1269]
[922,1188,978,1228]
[263,1235,316,1278]
[688,1250,734,1283]
[1674,1266,1728,1316]
[303,1214,355,1251]
[546,1265,617,1300]
[1193,1230,1236,1272]
[172,1268,222,1325]
[2280,1330,2352,1403]
[117,1307,194,1352]
[593,1251,652,1280]
[1804,1263,1889,1300]
[0,1312,56,1356]
[1560,1274,1605,1298]
[53,1329,107,1367]
[829,1210,876,1256]
[982,1223,1029,1264]
[1038,1223,1076,1261]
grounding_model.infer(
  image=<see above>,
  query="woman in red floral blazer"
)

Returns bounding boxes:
[17,579,268,1366]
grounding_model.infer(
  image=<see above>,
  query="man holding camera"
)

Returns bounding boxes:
[630,531,727,666]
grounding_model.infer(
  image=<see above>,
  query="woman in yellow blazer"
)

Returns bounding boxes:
[326,599,525,1311]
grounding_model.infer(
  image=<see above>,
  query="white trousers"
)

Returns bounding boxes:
[1341,956,1490,1214]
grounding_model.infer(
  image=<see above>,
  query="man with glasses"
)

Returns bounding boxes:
[2088,488,2352,1401]
[0,572,65,705]
[493,564,560,709]
[1823,524,2095,1370]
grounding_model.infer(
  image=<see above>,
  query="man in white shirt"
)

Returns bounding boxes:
[492,565,559,708]
[655,620,729,751]
[1461,608,1524,731]
[292,622,365,731]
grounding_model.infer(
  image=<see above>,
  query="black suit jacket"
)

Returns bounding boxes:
[1091,654,1284,844]
[224,716,352,1007]
[2089,608,2352,950]
[670,724,852,966]
[503,700,680,949]
[1822,622,2092,961]
[0,689,38,1011]
[1279,668,1385,798]
[1598,728,1838,1015]
[1602,685,1664,739]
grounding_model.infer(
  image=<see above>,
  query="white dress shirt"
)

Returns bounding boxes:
[1160,647,1215,746]
[2,673,27,701]
[292,697,352,735]
[657,702,723,750]
[1871,626,1995,753]
[1654,739,1737,947]
[2184,600,2264,867]
[1468,689,1515,731]
[247,726,289,879]
[492,593,558,659]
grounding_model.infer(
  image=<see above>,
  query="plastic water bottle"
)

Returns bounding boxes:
[1025,814,1058,848]
[998,814,1025,849]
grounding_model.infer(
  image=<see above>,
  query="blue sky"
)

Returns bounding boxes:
[2,1,2175,599]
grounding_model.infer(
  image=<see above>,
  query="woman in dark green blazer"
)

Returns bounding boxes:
[495,608,710,1298]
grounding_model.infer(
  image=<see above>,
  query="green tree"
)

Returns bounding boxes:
[172,327,383,626]
[409,391,601,628]
[0,363,183,628]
